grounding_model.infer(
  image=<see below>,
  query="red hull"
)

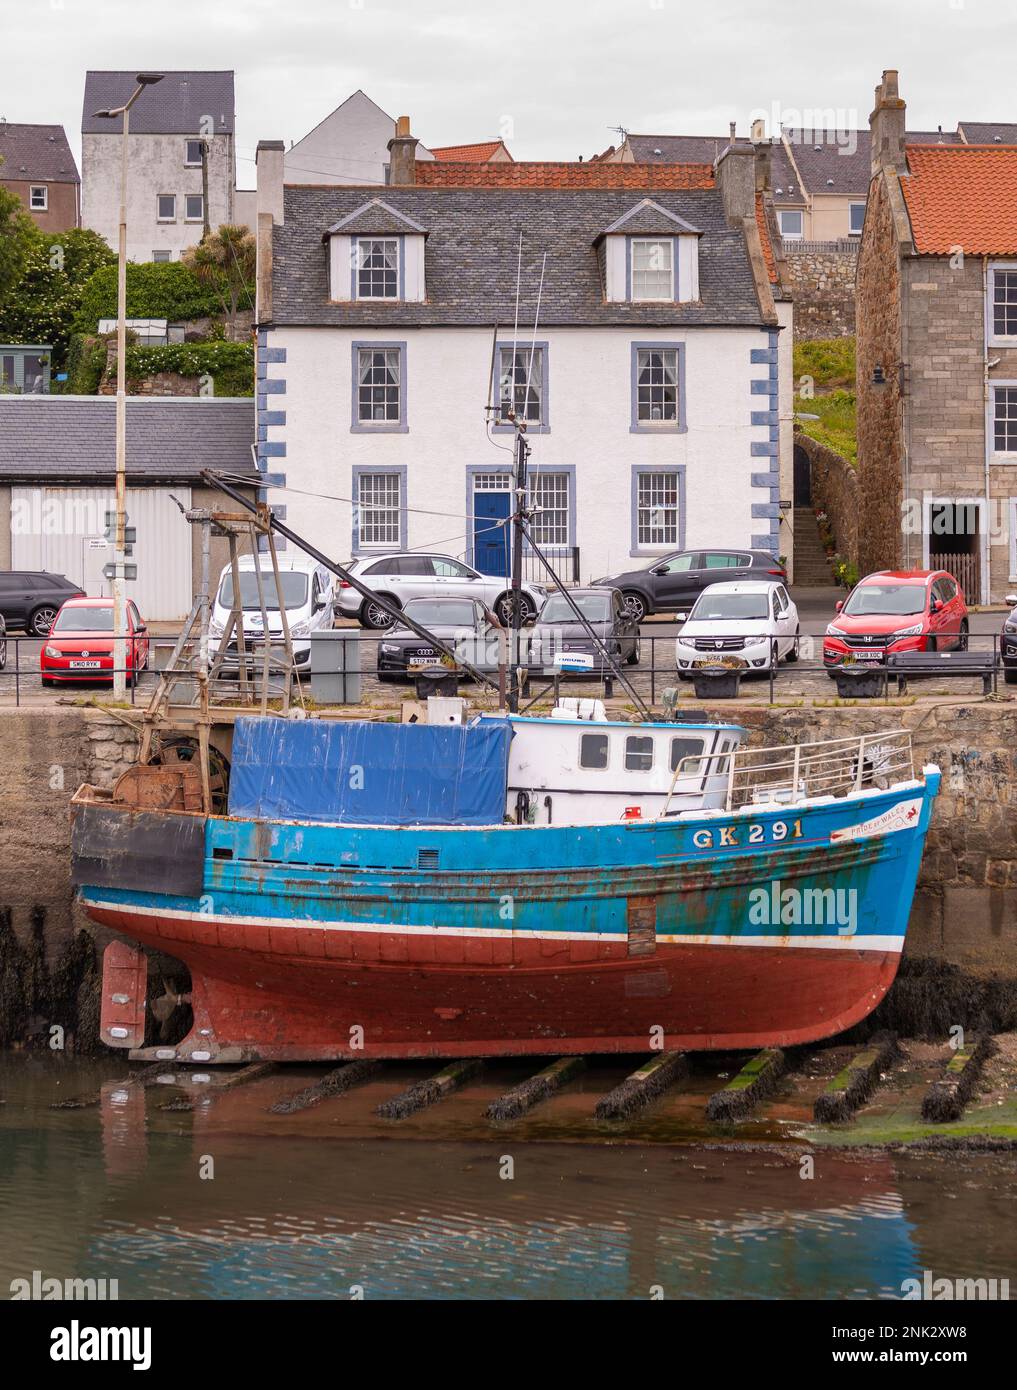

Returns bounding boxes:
[90,903,901,1061]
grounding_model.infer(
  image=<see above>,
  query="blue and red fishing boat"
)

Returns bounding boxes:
[72,705,939,1062]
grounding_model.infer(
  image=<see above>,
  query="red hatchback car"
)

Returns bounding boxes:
[41,597,150,685]
[824,570,969,670]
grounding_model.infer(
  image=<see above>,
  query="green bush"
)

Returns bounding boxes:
[794,336,856,390]
[62,333,108,395]
[72,261,225,336]
[121,341,254,396]
[796,389,857,464]
[0,227,116,369]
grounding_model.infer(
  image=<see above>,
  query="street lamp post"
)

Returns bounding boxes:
[94,73,163,698]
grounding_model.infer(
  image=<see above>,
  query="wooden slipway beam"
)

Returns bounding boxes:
[158,1062,276,1112]
[269,1060,381,1114]
[486,1057,586,1121]
[706,1048,787,1122]
[595,1052,689,1120]
[813,1033,900,1124]
[921,1035,997,1123]
[376,1059,483,1120]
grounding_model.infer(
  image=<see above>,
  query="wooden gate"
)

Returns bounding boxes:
[930,552,980,604]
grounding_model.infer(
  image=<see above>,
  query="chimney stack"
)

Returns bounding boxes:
[715,124,757,226]
[388,115,419,186]
[255,140,285,322]
[870,69,907,174]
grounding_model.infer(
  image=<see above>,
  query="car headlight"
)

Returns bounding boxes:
[44,645,61,659]
[891,623,924,639]
[289,620,312,637]
[1005,619,1017,634]
[380,642,400,653]
[825,623,847,637]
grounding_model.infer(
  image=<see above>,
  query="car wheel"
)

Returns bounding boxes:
[361,596,398,630]
[626,637,641,666]
[957,620,969,652]
[29,606,58,637]
[496,592,536,626]
[785,628,800,663]
[621,591,648,624]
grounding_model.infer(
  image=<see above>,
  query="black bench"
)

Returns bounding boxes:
[887,650,999,695]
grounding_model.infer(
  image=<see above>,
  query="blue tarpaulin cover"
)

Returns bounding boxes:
[227,717,512,826]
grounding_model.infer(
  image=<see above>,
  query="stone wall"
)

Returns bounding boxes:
[782,246,858,340]
[795,431,860,568]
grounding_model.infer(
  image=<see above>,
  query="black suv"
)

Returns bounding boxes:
[593,549,788,622]
[0,571,86,636]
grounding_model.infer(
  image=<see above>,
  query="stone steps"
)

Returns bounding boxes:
[793,509,834,583]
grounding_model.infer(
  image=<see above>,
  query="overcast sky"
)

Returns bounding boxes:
[4,0,1017,186]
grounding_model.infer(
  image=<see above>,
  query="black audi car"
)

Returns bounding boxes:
[592,548,787,622]
[0,570,86,636]
[1003,593,1017,685]
[528,587,640,675]
[376,596,503,681]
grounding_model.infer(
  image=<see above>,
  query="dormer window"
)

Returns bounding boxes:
[631,239,674,301]
[356,238,399,299]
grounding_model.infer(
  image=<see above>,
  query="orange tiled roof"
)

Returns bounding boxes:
[431,141,510,162]
[756,194,778,284]
[413,160,715,189]
[903,144,1017,254]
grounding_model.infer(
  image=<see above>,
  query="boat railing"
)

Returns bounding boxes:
[724,730,916,811]
[658,729,916,818]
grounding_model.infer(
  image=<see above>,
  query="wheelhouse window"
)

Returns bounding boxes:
[992,269,1017,338]
[995,386,1017,453]
[625,736,654,772]
[357,472,402,548]
[157,194,176,221]
[29,186,48,211]
[580,734,610,770]
[357,347,402,424]
[670,737,704,775]
[496,345,545,425]
[849,202,866,236]
[779,209,803,240]
[527,471,569,547]
[631,239,674,301]
[636,470,679,547]
[356,238,399,299]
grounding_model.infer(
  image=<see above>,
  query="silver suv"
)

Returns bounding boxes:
[337,553,547,629]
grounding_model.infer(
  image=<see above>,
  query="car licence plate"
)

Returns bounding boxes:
[69,660,102,670]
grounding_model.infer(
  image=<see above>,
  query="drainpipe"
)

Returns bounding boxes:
[983,256,993,604]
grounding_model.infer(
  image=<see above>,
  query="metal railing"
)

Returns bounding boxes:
[0,627,1011,710]
[727,729,916,809]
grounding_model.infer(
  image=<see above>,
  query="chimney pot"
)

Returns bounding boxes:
[395,115,411,138]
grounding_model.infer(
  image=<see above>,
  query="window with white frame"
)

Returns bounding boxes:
[779,209,804,239]
[636,471,680,547]
[185,139,204,166]
[356,239,399,299]
[528,471,569,547]
[29,186,48,211]
[995,386,1017,453]
[497,345,544,424]
[357,472,402,548]
[185,193,204,222]
[631,239,674,301]
[635,348,679,423]
[993,269,1017,338]
[357,347,402,424]
[157,194,176,221]
[152,250,172,263]
[849,202,866,236]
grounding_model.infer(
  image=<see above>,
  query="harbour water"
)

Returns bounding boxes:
[1,1056,1014,1300]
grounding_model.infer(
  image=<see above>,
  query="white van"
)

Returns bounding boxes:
[209,555,335,670]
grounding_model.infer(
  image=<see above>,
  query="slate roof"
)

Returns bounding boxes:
[413,160,715,189]
[327,199,428,236]
[0,397,256,482]
[902,144,1017,255]
[273,185,766,328]
[0,123,79,183]
[81,71,235,135]
[625,134,731,164]
[598,199,702,237]
[768,141,807,206]
[959,122,1017,145]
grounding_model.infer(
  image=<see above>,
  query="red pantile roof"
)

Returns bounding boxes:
[431,141,511,162]
[755,195,778,284]
[903,144,1017,254]
[413,160,715,189]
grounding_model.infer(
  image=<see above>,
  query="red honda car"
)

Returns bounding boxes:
[41,597,150,685]
[824,570,969,670]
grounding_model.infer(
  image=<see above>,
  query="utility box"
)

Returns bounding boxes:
[309,631,362,704]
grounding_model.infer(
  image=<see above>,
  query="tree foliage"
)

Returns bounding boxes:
[180,225,256,340]
[71,259,227,337]
[0,226,116,368]
[0,183,38,302]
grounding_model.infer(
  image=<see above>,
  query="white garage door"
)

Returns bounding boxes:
[10,486,193,622]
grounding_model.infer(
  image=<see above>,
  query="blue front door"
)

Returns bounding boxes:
[473,488,512,577]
